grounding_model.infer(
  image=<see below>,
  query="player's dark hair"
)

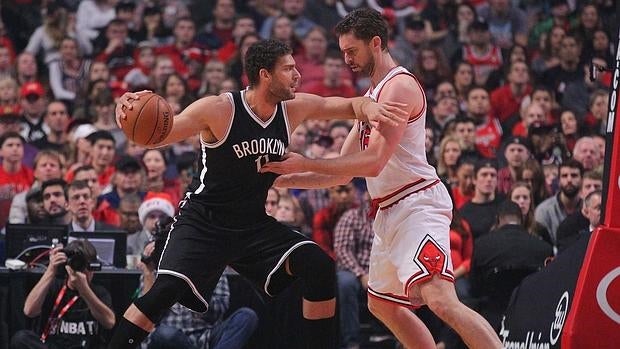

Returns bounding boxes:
[334,8,389,50]
[245,39,292,87]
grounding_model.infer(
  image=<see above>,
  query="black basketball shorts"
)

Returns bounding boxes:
[157,198,312,313]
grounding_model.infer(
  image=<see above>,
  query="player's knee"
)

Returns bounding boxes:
[289,243,336,301]
[426,296,453,321]
[134,274,187,323]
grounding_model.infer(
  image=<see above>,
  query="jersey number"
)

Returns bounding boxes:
[255,154,270,172]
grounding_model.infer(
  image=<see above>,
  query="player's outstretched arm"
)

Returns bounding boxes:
[116,91,231,148]
[286,93,407,130]
[273,124,361,189]
[263,76,421,177]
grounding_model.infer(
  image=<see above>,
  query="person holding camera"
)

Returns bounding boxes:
[10,240,116,349]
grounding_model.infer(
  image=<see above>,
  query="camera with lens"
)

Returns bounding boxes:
[141,216,174,267]
[60,248,101,272]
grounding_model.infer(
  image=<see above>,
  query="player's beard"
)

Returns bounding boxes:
[270,81,295,102]
[360,51,376,76]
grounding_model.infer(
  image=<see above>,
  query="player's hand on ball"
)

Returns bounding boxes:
[260,152,307,175]
[115,90,152,128]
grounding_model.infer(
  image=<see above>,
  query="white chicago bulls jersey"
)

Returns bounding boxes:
[360,66,440,210]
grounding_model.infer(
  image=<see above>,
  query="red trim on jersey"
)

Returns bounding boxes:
[367,288,421,309]
[375,71,427,123]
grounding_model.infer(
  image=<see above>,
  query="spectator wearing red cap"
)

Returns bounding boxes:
[129,192,175,256]
[19,81,49,143]
[0,132,34,229]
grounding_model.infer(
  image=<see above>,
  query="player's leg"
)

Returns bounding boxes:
[285,243,338,349]
[366,296,436,348]
[417,275,502,349]
[108,274,188,349]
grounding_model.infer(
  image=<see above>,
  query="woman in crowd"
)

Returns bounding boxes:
[162,73,194,110]
[437,136,462,188]
[520,159,549,207]
[413,46,451,101]
[198,59,227,97]
[141,149,181,207]
[560,109,582,153]
[509,181,552,244]
[453,62,475,107]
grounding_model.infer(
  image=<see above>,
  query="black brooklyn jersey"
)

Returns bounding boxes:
[186,90,290,221]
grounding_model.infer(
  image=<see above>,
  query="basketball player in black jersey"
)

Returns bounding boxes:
[108,39,407,349]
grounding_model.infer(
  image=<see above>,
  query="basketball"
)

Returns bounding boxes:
[120,93,174,146]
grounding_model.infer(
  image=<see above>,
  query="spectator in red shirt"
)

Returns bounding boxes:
[142,149,181,207]
[0,132,34,228]
[512,102,546,137]
[197,0,236,50]
[497,136,532,195]
[299,50,357,98]
[95,19,136,81]
[65,130,116,192]
[465,87,502,158]
[490,61,532,123]
[156,17,204,79]
[216,15,256,64]
[453,156,476,209]
[297,27,355,91]
[313,182,357,259]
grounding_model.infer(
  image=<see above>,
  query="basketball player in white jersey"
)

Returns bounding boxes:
[262,8,502,349]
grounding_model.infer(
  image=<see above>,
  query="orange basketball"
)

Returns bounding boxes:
[120,93,174,146]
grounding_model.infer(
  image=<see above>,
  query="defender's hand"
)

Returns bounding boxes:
[260,152,308,175]
[364,101,408,129]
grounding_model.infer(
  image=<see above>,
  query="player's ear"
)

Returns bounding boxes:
[371,36,381,50]
[259,68,270,82]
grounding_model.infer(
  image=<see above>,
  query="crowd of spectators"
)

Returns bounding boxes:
[0,0,617,348]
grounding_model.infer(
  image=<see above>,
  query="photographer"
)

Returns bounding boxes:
[10,240,116,349]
